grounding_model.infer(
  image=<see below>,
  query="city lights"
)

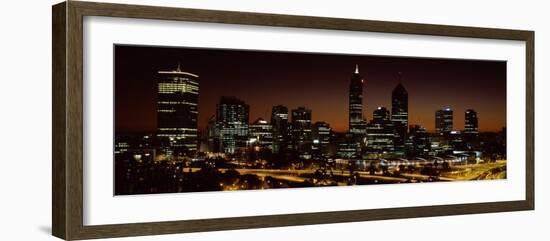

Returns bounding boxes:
[114,46,507,195]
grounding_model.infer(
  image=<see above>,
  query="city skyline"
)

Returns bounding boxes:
[115,45,506,133]
[114,45,507,195]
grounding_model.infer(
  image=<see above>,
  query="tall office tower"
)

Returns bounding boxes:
[391,79,408,152]
[349,64,367,135]
[216,96,249,154]
[464,109,479,134]
[463,109,479,150]
[435,108,453,134]
[312,121,332,158]
[249,118,273,150]
[291,107,312,159]
[366,107,395,156]
[271,105,289,154]
[156,64,199,156]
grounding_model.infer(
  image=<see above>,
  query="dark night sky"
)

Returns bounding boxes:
[115,45,506,133]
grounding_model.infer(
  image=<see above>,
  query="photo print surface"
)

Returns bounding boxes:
[114,45,507,195]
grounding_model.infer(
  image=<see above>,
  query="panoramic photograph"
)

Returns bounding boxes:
[114,45,507,195]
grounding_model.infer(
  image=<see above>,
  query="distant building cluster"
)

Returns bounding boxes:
[115,64,506,163]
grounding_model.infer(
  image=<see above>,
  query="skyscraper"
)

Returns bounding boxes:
[271,105,289,154]
[435,108,453,134]
[349,64,366,135]
[291,107,312,159]
[312,121,332,158]
[464,109,479,134]
[463,109,479,150]
[216,96,249,154]
[156,64,199,156]
[249,118,273,151]
[366,107,395,156]
[391,79,408,152]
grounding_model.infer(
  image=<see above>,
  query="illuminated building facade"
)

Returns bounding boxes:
[156,64,199,156]
[216,96,249,154]
[335,132,360,159]
[391,81,408,152]
[249,118,273,150]
[312,121,332,157]
[291,107,312,159]
[449,130,465,150]
[114,134,157,162]
[435,108,453,134]
[271,105,289,154]
[407,124,430,157]
[464,109,479,134]
[348,65,367,135]
[366,107,395,156]
[463,109,480,150]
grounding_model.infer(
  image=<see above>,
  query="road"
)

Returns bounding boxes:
[183,168,419,183]
[182,161,506,184]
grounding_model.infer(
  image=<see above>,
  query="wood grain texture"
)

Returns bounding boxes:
[66,2,85,240]
[52,1,535,240]
[74,201,530,240]
[525,32,535,209]
[52,2,67,239]
[72,1,534,40]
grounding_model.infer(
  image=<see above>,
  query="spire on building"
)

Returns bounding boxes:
[355,64,359,74]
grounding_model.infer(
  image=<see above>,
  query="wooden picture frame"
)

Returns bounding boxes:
[52,1,534,240]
